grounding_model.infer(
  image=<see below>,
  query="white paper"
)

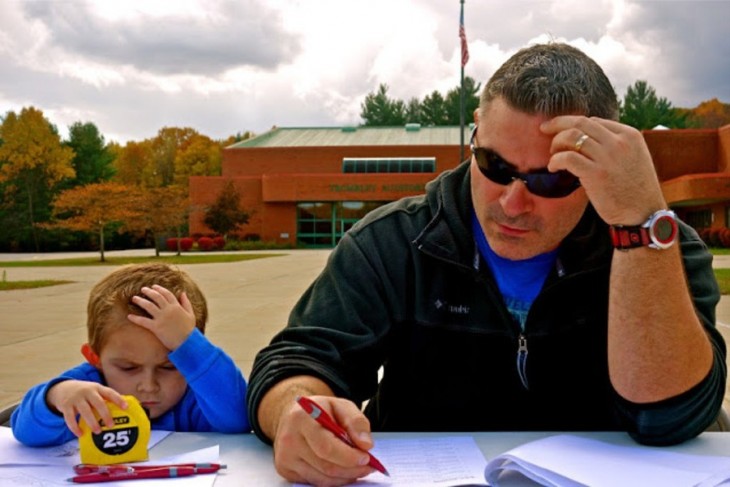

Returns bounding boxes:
[0,426,171,466]
[484,434,730,487]
[0,427,219,487]
[294,436,488,487]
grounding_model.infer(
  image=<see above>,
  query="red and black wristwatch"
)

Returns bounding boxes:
[609,209,679,250]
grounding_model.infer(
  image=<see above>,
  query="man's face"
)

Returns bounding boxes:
[471,97,589,260]
[97,321,187,419]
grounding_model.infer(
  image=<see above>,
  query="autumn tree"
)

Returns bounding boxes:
[48,182,144,261]
[127,185,190,256]
[620,80,689,129]
[203,181,249,238]
[173,133,222,186]
[686,98,730,129]
[149,127,198,187]
[113,139,154,187]
[0,107,75,251]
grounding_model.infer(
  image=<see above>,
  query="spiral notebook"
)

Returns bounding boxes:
[484,434,730,487]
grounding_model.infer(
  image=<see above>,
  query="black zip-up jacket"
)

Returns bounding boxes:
[248,161,726,446]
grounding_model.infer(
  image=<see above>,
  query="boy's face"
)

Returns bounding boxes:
[96,321,187,420]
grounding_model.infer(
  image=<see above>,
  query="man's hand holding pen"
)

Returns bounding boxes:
[272,394,380,487]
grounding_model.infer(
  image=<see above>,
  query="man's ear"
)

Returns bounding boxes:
[81,343,100,367]
[473,107,480,124]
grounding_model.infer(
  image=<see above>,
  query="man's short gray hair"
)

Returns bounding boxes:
[480,42,619,121]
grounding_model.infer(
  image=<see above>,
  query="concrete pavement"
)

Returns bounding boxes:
[2,248,730,415]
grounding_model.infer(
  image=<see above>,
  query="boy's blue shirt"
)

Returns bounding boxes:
[11,328,250,446]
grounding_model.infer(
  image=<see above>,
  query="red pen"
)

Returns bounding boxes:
[296,395,389,476]
[73,463,226,475]
[67,466,214,483]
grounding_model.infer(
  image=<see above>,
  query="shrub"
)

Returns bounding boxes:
[179,237,194,251]
[213,236,226,249]
[710,228,725,247]
[197,236,214,251]
[697,228,711,245]
[165,238,178,251]
[720,228,730,248]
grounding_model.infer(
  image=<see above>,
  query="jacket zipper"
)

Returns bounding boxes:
[517,333,529,390]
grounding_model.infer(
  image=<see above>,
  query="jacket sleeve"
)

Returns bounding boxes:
[247,231,395,443]
[11,364,101,447]
[614,223,727,445]
[169,328,250,433]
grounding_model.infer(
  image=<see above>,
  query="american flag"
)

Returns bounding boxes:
[459,7,469,67]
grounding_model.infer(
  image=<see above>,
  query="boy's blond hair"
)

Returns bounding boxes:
[86,263,208,352]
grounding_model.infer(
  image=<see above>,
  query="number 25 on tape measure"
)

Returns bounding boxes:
[78,395,150,465]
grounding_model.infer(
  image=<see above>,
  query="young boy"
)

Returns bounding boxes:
[11,263,250,446]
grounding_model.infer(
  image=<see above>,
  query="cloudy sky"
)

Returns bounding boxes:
[1,0,728,144]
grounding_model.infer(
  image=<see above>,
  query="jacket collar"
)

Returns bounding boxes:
[414,161,612,274]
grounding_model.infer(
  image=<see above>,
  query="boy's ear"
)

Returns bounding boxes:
[81,343,100,367]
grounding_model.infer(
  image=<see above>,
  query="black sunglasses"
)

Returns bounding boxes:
[470,126,580,198]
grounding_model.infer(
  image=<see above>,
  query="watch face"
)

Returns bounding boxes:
[651,214,678,247]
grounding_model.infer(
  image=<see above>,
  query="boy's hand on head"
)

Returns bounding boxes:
[128,284,196,351]
[46,380,127,438]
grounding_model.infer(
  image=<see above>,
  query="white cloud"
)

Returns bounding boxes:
[0,0,728,143]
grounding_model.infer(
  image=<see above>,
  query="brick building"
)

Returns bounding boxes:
[189,123,730,247]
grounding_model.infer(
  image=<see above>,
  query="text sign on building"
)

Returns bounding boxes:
[328,183,425,193]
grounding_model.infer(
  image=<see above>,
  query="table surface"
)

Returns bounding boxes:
[148,430,730,486]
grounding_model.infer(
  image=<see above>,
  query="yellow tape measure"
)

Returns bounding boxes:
[78,395,151,464]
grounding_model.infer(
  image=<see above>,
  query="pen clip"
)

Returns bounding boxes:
[73,464,134,474]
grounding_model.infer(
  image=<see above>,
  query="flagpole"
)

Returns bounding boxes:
[459,0,466,162]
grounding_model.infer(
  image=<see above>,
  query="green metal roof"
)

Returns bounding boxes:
[227,124,475,148]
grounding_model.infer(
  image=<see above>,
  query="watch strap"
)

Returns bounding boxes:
[609,209,678,250]
[609,225,651,249]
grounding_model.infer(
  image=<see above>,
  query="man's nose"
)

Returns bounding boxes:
[499,178,534,216]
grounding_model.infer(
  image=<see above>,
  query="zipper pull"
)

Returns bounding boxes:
[516,333,529,390]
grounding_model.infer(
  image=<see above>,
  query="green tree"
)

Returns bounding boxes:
[360,84,406,126]
[0,107,75,251]
[620,80,689,130]
[64,121,116,186]
[404,97,423,124]
[220,131,256,147]
[203,181,249,238]
[445,76,481,125]
[420,91,449,126]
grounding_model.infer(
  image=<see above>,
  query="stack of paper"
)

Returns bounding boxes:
[484,434,730,487]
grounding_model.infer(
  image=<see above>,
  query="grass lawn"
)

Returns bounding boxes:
[714,268,730,296]
[0,253,285,291]
[0,253,284,267]
[0,279,74,291]
[2,251,730,295]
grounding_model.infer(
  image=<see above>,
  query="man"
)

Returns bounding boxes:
[247,43,727,486]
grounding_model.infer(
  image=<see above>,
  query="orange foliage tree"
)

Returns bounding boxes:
[126,185,191,256]
[0,106,75,250]
[173,133,222,187]
[688,98,730,129]
[48,182,144,261]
